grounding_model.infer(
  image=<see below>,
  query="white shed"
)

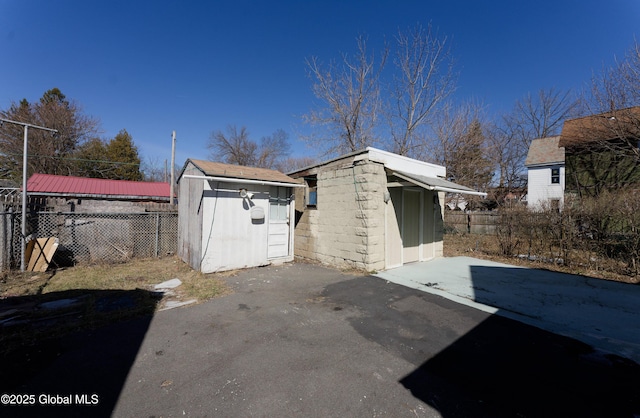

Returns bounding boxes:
[177,159,303,273]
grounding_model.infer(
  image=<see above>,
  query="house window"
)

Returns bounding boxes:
[551,168,560,184]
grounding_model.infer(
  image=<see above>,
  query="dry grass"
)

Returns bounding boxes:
[0,256,230,302]
[0,257,231,355]
[444,233,638,284]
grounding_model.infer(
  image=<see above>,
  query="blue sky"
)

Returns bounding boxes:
[1,0,639,169]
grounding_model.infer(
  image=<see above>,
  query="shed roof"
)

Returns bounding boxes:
[525,136,565,167]
[288,147,446,178]
[184,159,300,184]
[27,173,171,201]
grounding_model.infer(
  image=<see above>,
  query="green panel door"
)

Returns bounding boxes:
[403,190,421,263]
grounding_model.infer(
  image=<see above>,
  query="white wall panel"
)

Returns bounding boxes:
[200,182,270,273]
[527,165,565,210]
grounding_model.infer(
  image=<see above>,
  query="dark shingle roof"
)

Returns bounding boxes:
[559,106,640,147]
[525,136,565,167]
[186,159,300,184]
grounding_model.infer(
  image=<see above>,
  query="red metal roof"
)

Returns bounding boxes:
[26,173,171,200]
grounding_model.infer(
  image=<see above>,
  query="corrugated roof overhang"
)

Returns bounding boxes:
[389,170,487,197]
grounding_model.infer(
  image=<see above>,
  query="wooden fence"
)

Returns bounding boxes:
[444,211,498,235]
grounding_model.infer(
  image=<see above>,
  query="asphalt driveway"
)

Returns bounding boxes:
[2,261,639,417]
[376,256,640,364]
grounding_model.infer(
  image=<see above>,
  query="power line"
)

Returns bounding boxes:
[0,152,141,166]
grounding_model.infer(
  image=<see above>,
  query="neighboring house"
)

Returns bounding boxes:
[26,173,173,212]
[559,106,640,197]
[177,159,303,273]
[525,136,565,210]
[288,147,485,272]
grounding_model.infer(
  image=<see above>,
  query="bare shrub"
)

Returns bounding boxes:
[495,206,525,256]
[573,190,640,277]
[497,204,577,265]
[493,190,640,279]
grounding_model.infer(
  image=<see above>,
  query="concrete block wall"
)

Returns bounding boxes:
[293,187,318,261]
[29,197,173,213]
[295,159,386,272]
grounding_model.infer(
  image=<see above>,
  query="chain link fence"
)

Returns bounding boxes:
[1,211,178,270]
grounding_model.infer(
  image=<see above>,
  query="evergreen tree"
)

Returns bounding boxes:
[105,129,142,181]
[446,119,494,190]
[75,137,110,178]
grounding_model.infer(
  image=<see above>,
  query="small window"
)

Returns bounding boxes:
[305,176,317,207]
[308,188,317,206]
[551,168,560,184]
[269,187,289,221]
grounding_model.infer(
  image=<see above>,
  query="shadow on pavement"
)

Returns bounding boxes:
[400,314,640,417]
[0,289,161,418]
[398,265,640,418]
[322,271,640,417]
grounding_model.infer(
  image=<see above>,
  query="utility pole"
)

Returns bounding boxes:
[0,118,58,272]
[170,131,176,206]
[164,159,168,183]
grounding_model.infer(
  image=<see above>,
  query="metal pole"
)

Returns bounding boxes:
[0,118,58,272]
[170,131,176,206]
[155,213,160,257]
[20,125,28,272]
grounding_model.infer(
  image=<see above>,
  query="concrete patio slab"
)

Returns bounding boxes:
[375,256,640,364]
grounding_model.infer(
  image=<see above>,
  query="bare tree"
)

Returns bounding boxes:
[208,125,256,166]
[388,23,456,157]
[485,119,527,191]
[487,88,578,193]
[207,125,290,169]
[304,36,387,155]
[623,41,640,103]
[586,41,640,115]
[0,88,99,182]
[428,101,493,192]
[141,156,169,182]
[510,87,579,141]
[276,156,318,174]
[256,129,291,169]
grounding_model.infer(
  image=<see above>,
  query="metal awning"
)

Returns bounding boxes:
[389,170,487,197]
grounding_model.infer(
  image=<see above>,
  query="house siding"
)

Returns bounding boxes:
[565,145,640,196]
[527,165,565,209]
